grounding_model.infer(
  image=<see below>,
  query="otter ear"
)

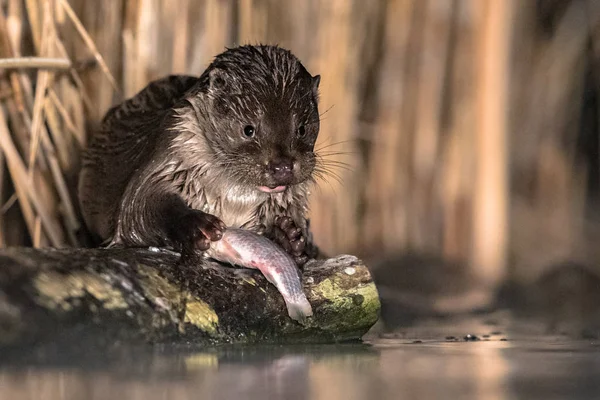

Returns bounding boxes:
[311,75,321,96]
[209,68,228,92]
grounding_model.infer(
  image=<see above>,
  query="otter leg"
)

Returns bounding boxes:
[120,191,226,256]
[169,209,227,255]
[271,216,316,267]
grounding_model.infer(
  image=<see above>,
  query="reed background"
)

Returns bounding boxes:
[1,0,599,294]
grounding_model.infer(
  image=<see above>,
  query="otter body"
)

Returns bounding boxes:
[78,45,321,264]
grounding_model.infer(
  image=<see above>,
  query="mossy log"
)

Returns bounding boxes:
[0,247,380,354]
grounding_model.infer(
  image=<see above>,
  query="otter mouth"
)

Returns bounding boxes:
[258,185,287,193]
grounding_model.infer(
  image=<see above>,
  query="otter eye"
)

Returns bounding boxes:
[297,125,306,137]
[243,125,255,138]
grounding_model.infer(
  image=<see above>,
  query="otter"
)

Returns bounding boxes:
[78,45,322,265]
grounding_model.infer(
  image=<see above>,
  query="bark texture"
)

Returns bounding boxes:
[0,247,380,354]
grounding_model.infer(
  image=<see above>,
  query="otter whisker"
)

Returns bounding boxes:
[315,150,356,158]
[309,172,338,194]
[315,168,345,183]
[315,154,354,165]
[316,164,353,174]
[315,173,343,195]
[313,167,345,186]
[315,157,354,172]
[319,104,335,117]
[314,139,357,152]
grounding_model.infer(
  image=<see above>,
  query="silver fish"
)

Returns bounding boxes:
[206,228,313,323]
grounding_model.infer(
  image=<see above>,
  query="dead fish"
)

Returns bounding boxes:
[206,228,313,323]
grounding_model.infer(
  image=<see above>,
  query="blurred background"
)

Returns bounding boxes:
[1,0,600,328]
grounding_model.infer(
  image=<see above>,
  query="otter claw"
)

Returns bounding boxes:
[175,210,226,253]
[271,215,311,267]
[291,236,305,253]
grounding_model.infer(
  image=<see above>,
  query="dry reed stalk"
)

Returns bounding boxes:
[0,0,94,248]
[347,0,387,257]
[0,10,25,114]
[27,0,54,177]
[470,0,513,287]
[238,0,268,43]
[34,84,81,246]
[123,0,153,99]
[57,0,122,120]
[24,0,42,51]
[66,66,94,116]
[287,0,312,55]
[510,1,594,283]
[171,0,190,74]
[122,0,138,98]
[6,0,24,51]
[441,134,471,261]
[6,74,25,114]
[1,194,18,214]
[38,126,80,246]
[52,80,85,149]
[0,57,71,69]
[361,0,400,251]
[43,95,72,170]
[0,147,5,247]
[1,4,50,246]
[33,215,42,247]
[410,0,453,249]
[204,0,234,63]
[0,107,62,246]
[441,1,477,261]
[57,0,119,92]
[150,1,184,76]
[0,95,35,241]
[47,89,79,144]
[1,95,55,247]
[395,12,418,252]
[307,0,360,254]
[0,86,13,100]
[395,1,427,250]
[362,0,415,253]
[36,7,86,246]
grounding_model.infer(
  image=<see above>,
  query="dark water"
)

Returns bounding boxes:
[2,317,600,400]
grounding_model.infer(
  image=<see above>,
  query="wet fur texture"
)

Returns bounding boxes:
[78,45,321,260]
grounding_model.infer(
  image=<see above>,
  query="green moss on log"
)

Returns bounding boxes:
[34,271,129,311]
[137,264,220,337]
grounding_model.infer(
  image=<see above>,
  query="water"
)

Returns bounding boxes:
[2,316,600,400]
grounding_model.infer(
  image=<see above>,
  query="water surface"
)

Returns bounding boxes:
[2,316,600,400]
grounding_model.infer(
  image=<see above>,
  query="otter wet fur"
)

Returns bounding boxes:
[78,45,324,266]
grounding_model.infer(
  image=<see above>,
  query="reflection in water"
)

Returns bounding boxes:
[2,338,600,400]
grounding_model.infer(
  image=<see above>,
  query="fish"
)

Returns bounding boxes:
[206,228,313,323]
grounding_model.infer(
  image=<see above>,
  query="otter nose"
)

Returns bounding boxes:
[268,157,294,183]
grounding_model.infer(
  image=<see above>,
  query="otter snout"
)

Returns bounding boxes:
[267,157,294,184]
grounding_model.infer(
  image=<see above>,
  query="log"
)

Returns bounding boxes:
[0,247,380,356]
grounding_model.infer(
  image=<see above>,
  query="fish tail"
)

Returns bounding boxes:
[285,297,313,324]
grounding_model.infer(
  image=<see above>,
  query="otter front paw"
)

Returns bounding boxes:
[174,210,226,253]
[272,216,310,267]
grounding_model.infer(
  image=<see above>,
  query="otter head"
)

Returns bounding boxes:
[187,45,321,194]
